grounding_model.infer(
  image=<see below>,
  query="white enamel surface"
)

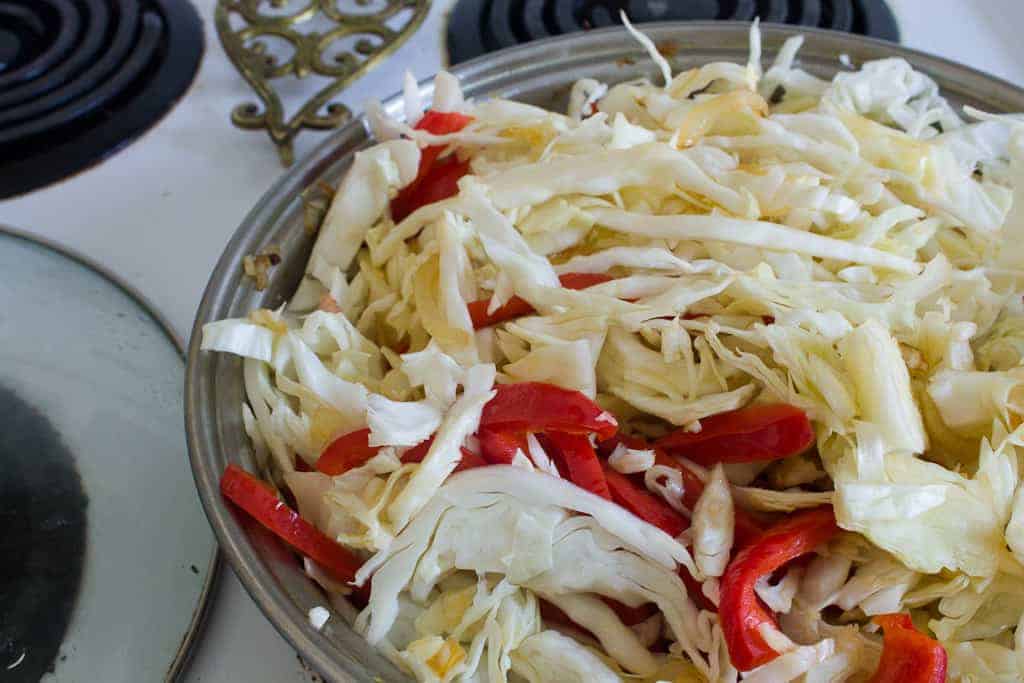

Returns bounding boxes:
[0,232,215,681]
[0,0,1021,681]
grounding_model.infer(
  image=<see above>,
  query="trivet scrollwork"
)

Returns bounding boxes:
[216,0,430,165]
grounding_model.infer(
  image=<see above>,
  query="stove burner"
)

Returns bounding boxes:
[447,0,900,64]
[0,385,87,680]
[0,0,203,199]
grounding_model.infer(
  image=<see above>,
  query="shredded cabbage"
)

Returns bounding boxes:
[199,25,1024,683]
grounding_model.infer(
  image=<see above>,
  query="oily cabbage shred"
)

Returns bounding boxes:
[198,19,1024,683]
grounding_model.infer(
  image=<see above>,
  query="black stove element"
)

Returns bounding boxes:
[447,0,900,65]
[0,0,204,199]
[0,385,87,681]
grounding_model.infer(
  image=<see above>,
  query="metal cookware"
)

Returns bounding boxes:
[185,23,1024,682]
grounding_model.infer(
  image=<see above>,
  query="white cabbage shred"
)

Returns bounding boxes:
[199,22,1024,683]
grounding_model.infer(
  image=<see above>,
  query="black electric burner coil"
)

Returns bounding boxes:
[448,0,900,65]
[0,0,204,199]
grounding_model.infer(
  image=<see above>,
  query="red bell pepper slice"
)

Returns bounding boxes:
[656,404,814,466]
[416,110,474,135]
[477,428,530,465]
[653,449,764,547]
[221,464,362,583]
[400,436,485,471]
[391,110,474,222]
[598,434,763,546]
[481,382,618,440]
[868,614,947,683]
[603,466,687,536]
[599,434,766,614]
[316,428,379,475]
[390,156,471,222]
[719,506,840,671]
[318,428,483,475]
[595,435,723,611]
[544,431,611,500]
[468,272,613,329]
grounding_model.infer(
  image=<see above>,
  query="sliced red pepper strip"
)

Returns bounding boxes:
[456,449,488,470]
[318,428,483,475]
[656,404,814,466]
[556,272,615,290]
[400,436,484,471]
[483,382,618,440]
[477,428,529,465]
[391,110,474,222]
[680,565,716,612]
[654,449,708,511]
[597,434,761,612]
[653,449,765,547]
[468,272,614,329]
[603,465,687,536]
[719,506,839,671]
[316,428,379,476]
[221,464,362,583]
[481,382,618,440]
[868,614,947,683]
[467,295,535,331]
[390,156,471,222]
[415,110,474,135]
[596,433,649,458]
[544,431,611,500]
[598,434,763,546]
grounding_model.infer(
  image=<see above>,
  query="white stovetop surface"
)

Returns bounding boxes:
[1,0,1022,680]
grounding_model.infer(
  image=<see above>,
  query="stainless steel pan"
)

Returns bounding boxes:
[185,23,1024,682]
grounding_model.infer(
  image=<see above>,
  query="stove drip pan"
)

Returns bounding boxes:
[447,0,899,64]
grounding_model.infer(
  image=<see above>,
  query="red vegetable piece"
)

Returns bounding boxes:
[596,434,761,612]
[468,272,614,329]
[467,296,536,331]
[477,428,529,465]
[679,565,716,612]
[719,506,840,671]
[456,449,488,470]
[598,435,763,546]
[656,404,814,466]
[481,382,618,440]
[595,433,646,458]
[399,439,431,463]
[399,437,483,472]
[220,464,362,583]
[391,110,474,222]
[544,431,611,500]
[390,156,471,222]
[316,428,380,476]
[603,466,687,536]
[415,110,474,135]
[556,272,615,290]
[652,449,707,511]
[868,614,948,683]
[654,450,764,547]
[319,429,484,476]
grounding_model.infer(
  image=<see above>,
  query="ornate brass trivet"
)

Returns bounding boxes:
[215,0,429,165]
